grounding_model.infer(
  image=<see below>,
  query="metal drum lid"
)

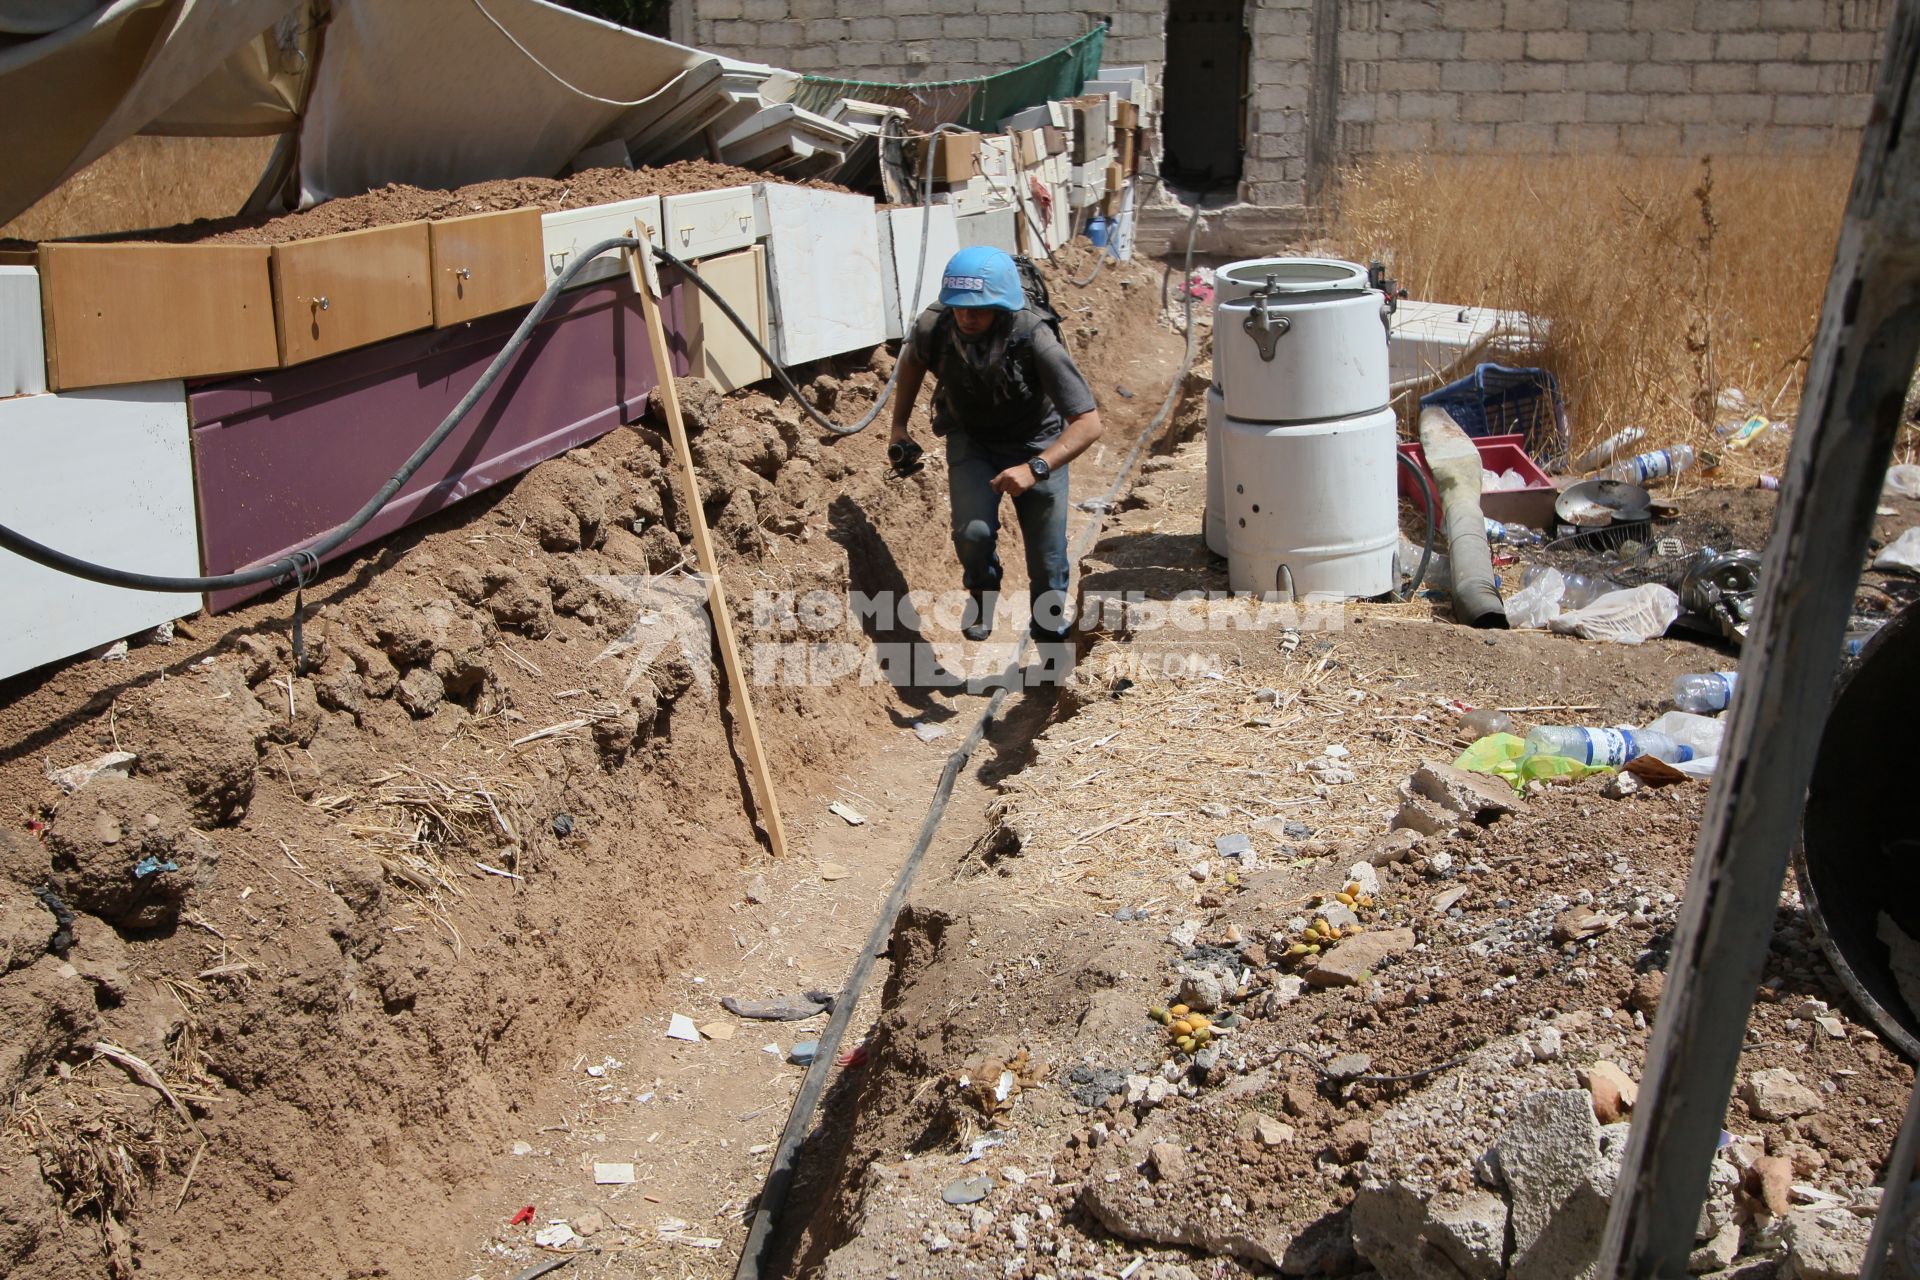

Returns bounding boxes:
[1212,257,1371,310]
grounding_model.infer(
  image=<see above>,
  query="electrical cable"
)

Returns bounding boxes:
[732,200,1203,1280]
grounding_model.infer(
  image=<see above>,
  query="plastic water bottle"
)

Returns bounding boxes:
[1572,426,1645,474]
[1486,518,1542,546]
[1671,671,1737,713]
[1757,475,1780,491]
[1607,444,1697,485]
[1524,725,1695,766]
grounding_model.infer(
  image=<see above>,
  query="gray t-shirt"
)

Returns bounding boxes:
[906,307,1097,455]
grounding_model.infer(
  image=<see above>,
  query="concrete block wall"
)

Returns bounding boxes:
[679,0,1892,242]
[675,1,1163,79]
[1333,0,1890,159]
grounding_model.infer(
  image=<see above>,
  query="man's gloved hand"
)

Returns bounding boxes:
[887,439,925,479]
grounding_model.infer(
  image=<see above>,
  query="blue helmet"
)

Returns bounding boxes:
[939,246,1024,311]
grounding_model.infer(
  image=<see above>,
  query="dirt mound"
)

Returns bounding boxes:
[42,778,209,930]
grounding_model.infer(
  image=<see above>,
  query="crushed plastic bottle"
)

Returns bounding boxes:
[1519,563,1617,611]
[1607,444,1697,486]
[1571,425,1646,475]
[1645,711,1726,759]
[1523,725,1695,766]
[1671,671,1737,713]
[1485,518,1543,547]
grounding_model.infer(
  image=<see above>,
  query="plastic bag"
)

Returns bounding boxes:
[1454,733,1614,792]
[1645,710,1725,758]
[1550,584,1680,644]
[1874,526,1920,573]
[1885,464,1920,500]
[1505,566,1565,629]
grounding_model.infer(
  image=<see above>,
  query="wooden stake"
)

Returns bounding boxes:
[629,229,789,859]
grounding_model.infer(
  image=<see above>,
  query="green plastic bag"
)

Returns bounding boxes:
[1454,733,1614,791]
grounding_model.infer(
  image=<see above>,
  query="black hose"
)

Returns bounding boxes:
[0,234,649,594]
[1396,449,1438,600]
[731,200,1202,1280]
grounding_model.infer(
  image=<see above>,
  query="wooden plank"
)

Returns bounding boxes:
[1597,3,1920,1275]
[271,222,433,366]
[38,242,278,390]
[629,228,789,860]
[429,209,546,327]
[688,245,770,394]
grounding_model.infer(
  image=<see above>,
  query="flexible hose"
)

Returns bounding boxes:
[732,200,1202,1280]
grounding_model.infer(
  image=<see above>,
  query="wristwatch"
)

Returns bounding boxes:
[1027,456,1052,481]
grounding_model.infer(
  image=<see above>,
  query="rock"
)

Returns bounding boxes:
[1424,850,1456,876]
[1689,1221,1741,1273]
[1743,1069,1823,1121]
[1494,1090,1602,1273]
[1305,927,1416,987]
[1319,901,1360,930]
[1602,771,1642,799]
[1748,1155,1793,1217]
[1553,906,1623,943]
[395,667,444,718]
[1392,794,1456,837]
[1407,761,1523,823]
[572,1208,610,1236]
[1264,975,1306,1012]
[1168,919,1200,948]
[43,777,208,929]
[1779,1206,1871,1279]
[1581,1061,1639,1125]
[44,752,138,795]
[1433,885,1470,913]
[1326,1053,1373,1081]
[1346,862,1380,896]
[1365,827,1424,865]
[1327,1119,1372,1164]
[1176,968,1226,1013]
[1254,1115,1294,1147]
[1351,1184,1508,1280]
[1189,861,1210,882]
[1629,972,1665,1016]
[1148,1141,1190,1183]
[721,994,827,1021]
[745,875,770,905]
[1531,1027,1563,1061]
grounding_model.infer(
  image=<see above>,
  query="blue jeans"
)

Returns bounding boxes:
[945,430,1072,641]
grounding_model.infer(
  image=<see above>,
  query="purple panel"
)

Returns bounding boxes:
[192,277,695,612]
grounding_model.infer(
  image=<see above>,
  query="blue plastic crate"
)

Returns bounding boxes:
[1419,363,1569,471]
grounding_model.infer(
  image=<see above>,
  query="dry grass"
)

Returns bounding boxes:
[1,135,276,243]
[1325,151,1861,486]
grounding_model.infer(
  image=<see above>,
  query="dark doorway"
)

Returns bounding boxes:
[1161,0,1249,192]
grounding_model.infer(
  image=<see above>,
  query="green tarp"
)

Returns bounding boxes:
[790,25,1106,132]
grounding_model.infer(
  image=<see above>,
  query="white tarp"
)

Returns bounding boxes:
[0,0,304,226]
[297,0,713,205]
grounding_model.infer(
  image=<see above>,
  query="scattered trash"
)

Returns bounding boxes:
[836,1043,870,1069]
[666,1014,701,1042]
[534,1222,578,1248]
[1214,833,1251,857]
[1525,724,1693,766]
[1550,584,1680,645]
[961,1132,1007,1163]
[1673,547,1763,643]
[95,639,130,662]
[1458,706,1514,738]
[144,620,176,645]
[1505,566,1565,630]
[593,1161,636,1184]
[912,722,949,744]
[788,1040,819,1065]
[1873,527,1920,573]
[827,801,866,825]
[1654,535,1685,557]
[512,1141,534,1156]
[1672,670,1737,712]
[1456,733,1612,790]
[1077,497,1115,513]
[585,1056,621,1077]
[550,813,575,838]
[43,751,137,794]
[132,856,178,878]
[656,1218,723,1248]
[942,1174,994,1205]
[1571,425,1646,474]
[1645,711,1726,759]
[700,1022,734,1041]
[1115,384,1136,399]
[1607,443,1698,485]
[818,861,850,881]
[722,994,829,1021]
[1757,474,1781,491]
[510,1205,536,1226]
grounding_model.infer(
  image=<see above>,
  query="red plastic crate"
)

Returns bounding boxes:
[1397,433,1559,531]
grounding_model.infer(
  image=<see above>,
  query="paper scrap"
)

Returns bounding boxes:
[594,1161,637,1185]
[666,1013,701,1042]
[827,801,866,826]
[700,1022,735,1041]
